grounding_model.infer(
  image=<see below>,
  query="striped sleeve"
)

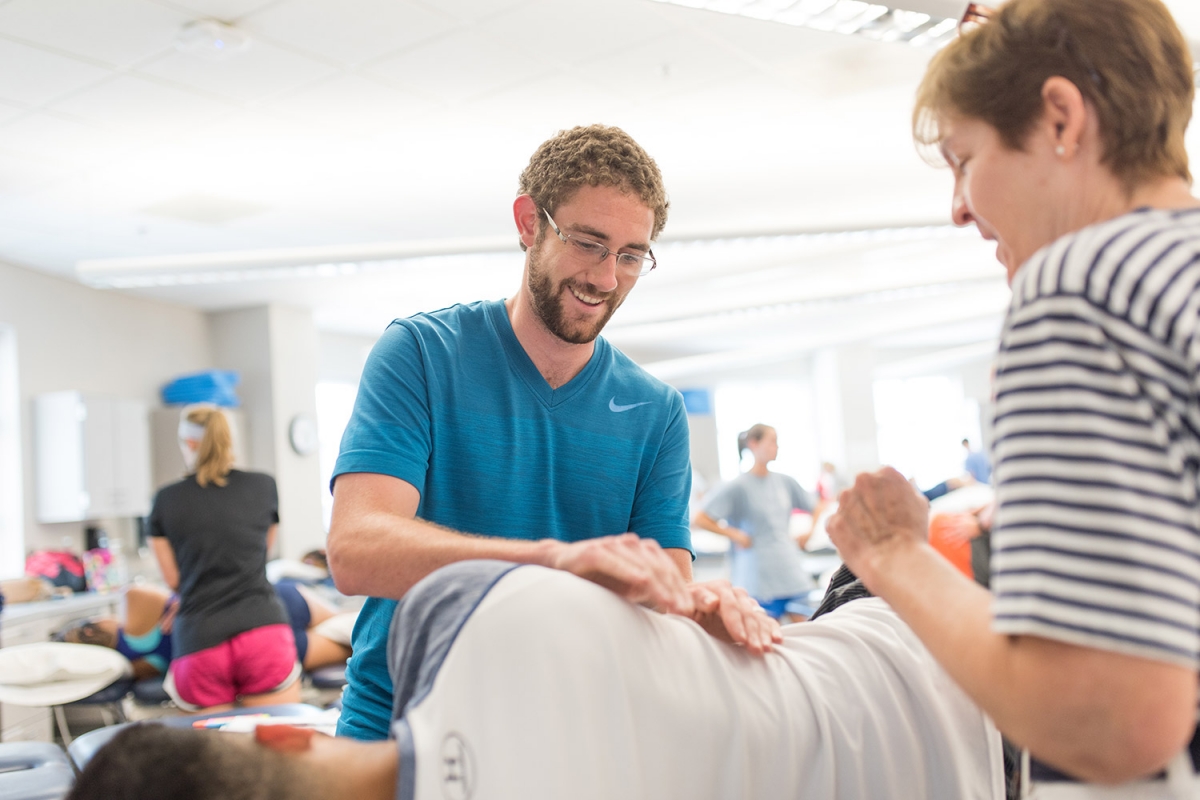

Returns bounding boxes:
[989,209,1200,669]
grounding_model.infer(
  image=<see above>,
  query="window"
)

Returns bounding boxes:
[315,381,359,532]
[713,380,819,488]
[873,375,980,491]
[0,324,23,579]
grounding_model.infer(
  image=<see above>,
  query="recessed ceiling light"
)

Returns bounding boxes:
[175,19,252,59]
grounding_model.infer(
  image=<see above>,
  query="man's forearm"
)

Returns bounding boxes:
[328,511,558,600]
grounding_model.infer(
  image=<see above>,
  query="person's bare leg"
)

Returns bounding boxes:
[122,586,172,636]
[302,634,352,671]
[240,679,302,707]
[296,584,339,627]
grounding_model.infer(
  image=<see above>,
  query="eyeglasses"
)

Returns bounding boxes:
[541,208,656,277]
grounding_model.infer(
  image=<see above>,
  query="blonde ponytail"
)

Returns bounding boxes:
[186,406,235,487]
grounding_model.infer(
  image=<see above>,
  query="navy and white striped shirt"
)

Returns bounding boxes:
[991,207,1200,669]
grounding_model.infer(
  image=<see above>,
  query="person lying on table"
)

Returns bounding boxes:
[62,582,354,674]
[66,560,1004,800]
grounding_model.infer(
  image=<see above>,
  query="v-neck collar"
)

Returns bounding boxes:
[485,300,604,409]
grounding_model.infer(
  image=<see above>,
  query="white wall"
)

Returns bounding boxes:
[0,260,213,557]
[210,305,325,560]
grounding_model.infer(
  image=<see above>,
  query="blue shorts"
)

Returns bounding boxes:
[758,595,815,620]
[274,581,310,664]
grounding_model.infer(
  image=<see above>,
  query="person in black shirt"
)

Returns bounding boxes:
[149,404,300,712]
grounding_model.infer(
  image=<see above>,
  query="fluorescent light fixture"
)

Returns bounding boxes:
[77,223,960,289]
[647,0,973,46]
[76,235,516,288]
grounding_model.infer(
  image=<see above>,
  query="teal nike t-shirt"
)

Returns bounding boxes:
[333,299,693,740]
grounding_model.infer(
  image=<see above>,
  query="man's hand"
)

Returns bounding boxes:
[548,533,695,616]
[688,580,783,655]
[826,466,930,585]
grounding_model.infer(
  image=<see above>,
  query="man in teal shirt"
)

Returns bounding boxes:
[329,124,780,740]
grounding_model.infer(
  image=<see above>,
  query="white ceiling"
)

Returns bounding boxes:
[2,0,1199,379]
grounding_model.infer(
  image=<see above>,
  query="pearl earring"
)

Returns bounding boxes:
[1055,145,1066,156]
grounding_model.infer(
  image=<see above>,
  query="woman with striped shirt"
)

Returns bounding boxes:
[827,0,1200,795]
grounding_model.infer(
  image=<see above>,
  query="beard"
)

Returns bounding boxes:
[527,244,625,345]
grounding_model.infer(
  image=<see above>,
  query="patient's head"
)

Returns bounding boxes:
[67,722,397,800]
[67,725,302,800]
[59,619,118,649]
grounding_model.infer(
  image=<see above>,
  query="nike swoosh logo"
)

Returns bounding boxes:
[609,397,652,413]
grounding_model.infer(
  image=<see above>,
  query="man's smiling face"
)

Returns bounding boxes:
[524,183,654,345]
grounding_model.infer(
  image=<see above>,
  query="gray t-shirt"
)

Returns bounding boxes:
[703,471,814,599]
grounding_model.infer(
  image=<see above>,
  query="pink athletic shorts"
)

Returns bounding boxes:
[167,623,299,709]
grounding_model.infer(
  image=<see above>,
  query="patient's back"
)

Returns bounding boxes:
[391,564,1004,800]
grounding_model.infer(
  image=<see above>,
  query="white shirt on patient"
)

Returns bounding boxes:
[397,566,1004,800]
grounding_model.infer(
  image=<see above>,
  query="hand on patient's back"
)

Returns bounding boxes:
[826,466,929,583]
[688,580,782,655]
[550,533,695,617]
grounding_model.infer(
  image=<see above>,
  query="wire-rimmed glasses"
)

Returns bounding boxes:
[542,208,656,277]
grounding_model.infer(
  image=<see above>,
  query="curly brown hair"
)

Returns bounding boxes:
[913,0,1194,191]
[517,124,669,251]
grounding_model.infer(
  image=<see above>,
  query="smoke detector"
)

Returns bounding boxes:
[175,19,251,59]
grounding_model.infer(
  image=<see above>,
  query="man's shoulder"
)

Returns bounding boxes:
[388,299,498,337]
[372,300,502,366]
[596,339,683,404]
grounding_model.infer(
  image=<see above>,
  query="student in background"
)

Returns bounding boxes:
[961,438,991,484]
[694,424,818,621]
[62,582,353,675]
[150,405,299,712]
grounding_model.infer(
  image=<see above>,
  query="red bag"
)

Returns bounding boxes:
[25,550,88,593]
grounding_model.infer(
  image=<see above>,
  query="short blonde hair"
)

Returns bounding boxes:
[185,405,235,488]
[517,125,669,250]
[913,0,1194,190]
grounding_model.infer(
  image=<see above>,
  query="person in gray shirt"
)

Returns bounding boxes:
[693,424,818,621]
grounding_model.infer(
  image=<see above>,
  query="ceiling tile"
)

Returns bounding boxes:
[49,74,236,135]
[263,73,438,131]
[0,148,75,194]
[419,0,530,26]
[137,37,339,103]
[464,70,631,133]
[574,30,756,101]
[0,37,110,106]
[363,29,543,103]
[246,0,459,66]
[479,0,677,68]
[0,98,24,124]
[0,111,134,166]
[153,0,279,21]
[0,0,188,68]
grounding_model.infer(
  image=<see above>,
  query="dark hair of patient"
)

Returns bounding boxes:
[66,725,301,800]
